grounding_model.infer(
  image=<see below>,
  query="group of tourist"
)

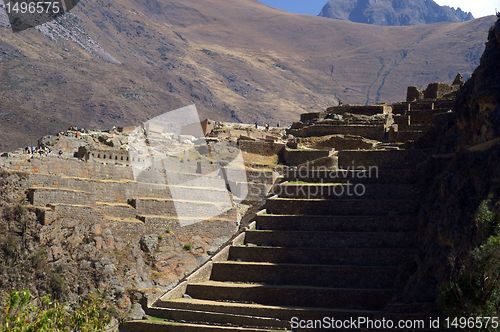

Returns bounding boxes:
[24,145,63,158]
[254,122,278,130]
[25,145,52,157]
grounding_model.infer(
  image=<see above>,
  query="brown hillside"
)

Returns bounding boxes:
[0,0,494,150]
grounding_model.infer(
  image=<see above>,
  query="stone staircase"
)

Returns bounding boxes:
[118,99,457,331]
[121,145,426,331]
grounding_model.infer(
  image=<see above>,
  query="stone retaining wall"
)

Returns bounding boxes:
[25,158,135,180]
[281,148,331,166]
[238,140,285,156]
[28,188,95,206]
[326,105,392,116]
[42,204,100,226]
[289,125,386,140]
[300,112,326,123]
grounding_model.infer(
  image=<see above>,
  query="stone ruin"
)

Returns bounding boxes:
[406,73,464,102]
[120,80,459,330]
[0,81,463,330]
[0,105,283,314]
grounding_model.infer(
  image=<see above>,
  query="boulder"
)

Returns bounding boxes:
[140,235,159,253]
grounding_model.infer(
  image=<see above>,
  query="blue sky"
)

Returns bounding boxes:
[258,0,498,18]
[258,0,325,15]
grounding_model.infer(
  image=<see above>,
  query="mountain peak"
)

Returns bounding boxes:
[319,0,474,26]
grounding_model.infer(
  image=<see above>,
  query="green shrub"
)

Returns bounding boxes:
[438,199,500,331]
[475,200,499,242]
[182,244,192,251]
[0,290,112,332]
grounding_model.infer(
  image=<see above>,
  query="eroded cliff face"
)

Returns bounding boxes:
[395,17,500,313]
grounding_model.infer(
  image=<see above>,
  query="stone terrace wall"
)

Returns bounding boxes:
[3,154,241,315]
[289,125,387,141]
[238,140,285,156]
[326,105,392,116]
[281,148,331,166]
[12,157,135,180]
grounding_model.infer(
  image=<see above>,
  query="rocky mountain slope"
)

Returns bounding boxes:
[0,0,494,151]
[319,0,474,25]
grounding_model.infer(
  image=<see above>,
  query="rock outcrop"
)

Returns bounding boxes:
[320,0,474,26]
[393,16,500,313]
[453,18,500,147]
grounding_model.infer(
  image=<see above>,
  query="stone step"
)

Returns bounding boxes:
[283,168,416,184]
[338,150,425,169]
[244,230,415,248]
[254,214,416,232]
[146,307,289,329]
[120,320,277,332]
[210,262,397,288]
[265,197,418,215]
[129,198,234,218]
[228,246,415,266]
[275,183,417,199]
[154,298,380,323]
[185,281,393,310]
